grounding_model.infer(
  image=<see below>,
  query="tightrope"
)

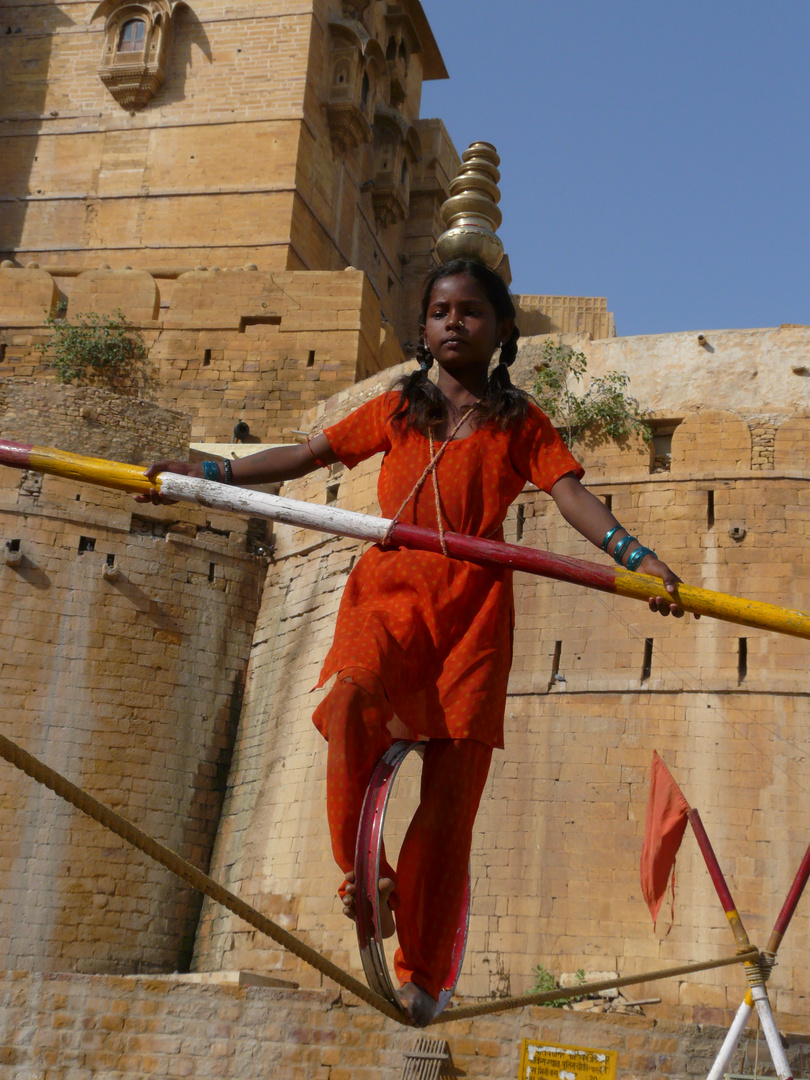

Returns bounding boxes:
[432,951,759,1024]
[0,731,403,1023]
[0,729,761,1027]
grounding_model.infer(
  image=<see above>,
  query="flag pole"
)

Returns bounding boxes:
[3,438,810,639]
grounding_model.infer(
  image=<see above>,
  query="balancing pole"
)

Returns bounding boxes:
[3,438,810,639]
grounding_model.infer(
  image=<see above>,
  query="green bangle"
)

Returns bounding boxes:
[612,535,636,565]
[601,526,621,553]
[626,545,656,572]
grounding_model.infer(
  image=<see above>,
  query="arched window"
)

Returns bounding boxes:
[401,158,408,184]
[361,71,370,108]
[95,1,183,110]
[385,36,396,60]
[118,18,146,52]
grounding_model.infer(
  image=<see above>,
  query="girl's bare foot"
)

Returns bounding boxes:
[397,981,436,1027]
[341,871,396,938]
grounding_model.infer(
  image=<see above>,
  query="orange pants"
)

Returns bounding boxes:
[312,668,492,1002]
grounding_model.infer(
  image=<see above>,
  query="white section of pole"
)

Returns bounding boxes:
[705,996,752,1080]
[751,984,793,1079]
[158,473,393,545]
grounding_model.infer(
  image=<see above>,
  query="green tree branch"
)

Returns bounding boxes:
[533,340,651,449]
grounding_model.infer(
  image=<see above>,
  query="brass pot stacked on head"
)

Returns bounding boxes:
[434,141,504,269]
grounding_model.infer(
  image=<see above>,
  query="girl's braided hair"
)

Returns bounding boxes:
[392,258,530,435]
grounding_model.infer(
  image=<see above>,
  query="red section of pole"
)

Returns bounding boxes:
[688,810,738,915]
[0,439,33,468]
[389,523,618,593]
[767,842,810,950]
[688,809,752,952]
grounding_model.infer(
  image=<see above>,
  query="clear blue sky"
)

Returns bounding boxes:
[420,1,810,338]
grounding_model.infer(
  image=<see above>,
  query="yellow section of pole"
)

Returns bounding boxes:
[614,567,810,640]
[28,445,157,496]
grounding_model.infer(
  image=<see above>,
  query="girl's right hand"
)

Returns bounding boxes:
[135,460,203,504]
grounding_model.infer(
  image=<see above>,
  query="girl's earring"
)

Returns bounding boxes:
[417,341,433,372]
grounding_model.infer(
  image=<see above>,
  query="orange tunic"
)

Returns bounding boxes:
[320,392,583,749]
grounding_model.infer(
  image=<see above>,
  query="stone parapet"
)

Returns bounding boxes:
[0,265,59,324]
[0,265,405,444]
[514,294,617,339]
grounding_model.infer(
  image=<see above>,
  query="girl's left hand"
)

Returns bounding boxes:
[636,554,698,619]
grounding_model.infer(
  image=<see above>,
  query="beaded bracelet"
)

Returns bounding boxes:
[612,535,637,565]
[201,460,220,481]
[601,526,622,553]
[626,545,656,572]
[222,460,234,485]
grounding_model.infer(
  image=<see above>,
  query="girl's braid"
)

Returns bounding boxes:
[415,340,434,372]
[499,325,520,367]
[488,326,521,396]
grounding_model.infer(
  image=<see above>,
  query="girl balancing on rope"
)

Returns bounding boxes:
[143,257,688,1026]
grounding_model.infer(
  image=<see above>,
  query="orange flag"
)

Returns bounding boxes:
[640,752,690,931]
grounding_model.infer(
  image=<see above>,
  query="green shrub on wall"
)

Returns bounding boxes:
[37,307,154,394]
[534,340,651,449]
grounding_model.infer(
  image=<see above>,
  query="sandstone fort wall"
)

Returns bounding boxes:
[0,382,266,974]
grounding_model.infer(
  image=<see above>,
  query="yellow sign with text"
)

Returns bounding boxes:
[518,1040,617,1080]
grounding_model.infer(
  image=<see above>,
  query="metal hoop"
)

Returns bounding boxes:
[354,739,470,1022]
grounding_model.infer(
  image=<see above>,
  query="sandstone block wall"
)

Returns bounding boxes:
[0,379,190,464]
[0,389,266,974]
[0,265,404,443]
[515,294,617,339]
[0,267,57,324]
[192,333,810,1033]
[2,970,810,1079]
[671,409,752,476]
[774,415,810,471]
[0,0,313,265]
[69,269,160,323]
[0,0,454,344]
[512,323,810,419]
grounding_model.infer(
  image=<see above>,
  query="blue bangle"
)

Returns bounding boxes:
[626,545,656,572]
[612,535,636,565]
[601,526,621,553]
[202,460,220,481]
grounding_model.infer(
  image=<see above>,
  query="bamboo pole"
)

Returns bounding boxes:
[3,438,810,639]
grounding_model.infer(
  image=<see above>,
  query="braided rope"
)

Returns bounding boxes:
[0,729,762,1028]
[427,430,448,556]
[432,948,760,1025]
[0,731,404,1023]
[382,410,471,554]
